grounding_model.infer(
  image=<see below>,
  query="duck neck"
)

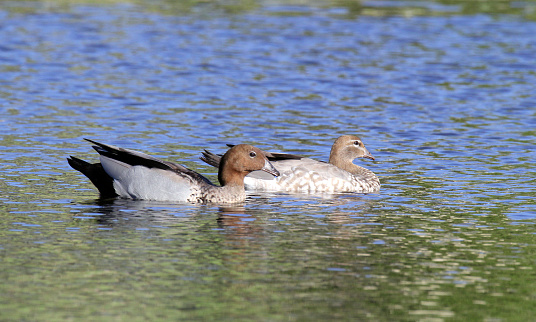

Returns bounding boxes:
[329,151,374,177]
[332,158,360,174]
[218,167,246,187]
[329,148,354,173]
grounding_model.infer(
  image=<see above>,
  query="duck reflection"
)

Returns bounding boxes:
[215,204,267,246]
[74,198,201,228]
[70,190,378,236]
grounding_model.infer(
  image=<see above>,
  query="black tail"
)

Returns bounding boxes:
[200,146,303,169]
[67,156,118,198]
[200,150,222,168]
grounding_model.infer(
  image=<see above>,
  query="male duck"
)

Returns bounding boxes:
[201,135,380,193]
[67,139,279,203]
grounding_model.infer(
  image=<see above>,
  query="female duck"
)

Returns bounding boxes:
[201,135,380,193]
[68,139,279,203]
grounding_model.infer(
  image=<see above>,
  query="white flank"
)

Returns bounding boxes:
[244,159,379,193]
[100,155,192,202]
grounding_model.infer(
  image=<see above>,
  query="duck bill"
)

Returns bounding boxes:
[363,148,375,161]
[262,159,280,177]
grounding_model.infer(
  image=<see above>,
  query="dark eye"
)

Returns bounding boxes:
[249,151,257,158]
[353,141,360,146]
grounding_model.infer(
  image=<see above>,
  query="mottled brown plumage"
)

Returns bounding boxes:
[201,135,380,193]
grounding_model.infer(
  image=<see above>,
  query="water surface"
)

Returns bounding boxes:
[1,0,536,320]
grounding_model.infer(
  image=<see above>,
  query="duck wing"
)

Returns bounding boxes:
[200,145,303,169]
[86,139,214,187]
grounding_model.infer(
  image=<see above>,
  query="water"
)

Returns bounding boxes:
[1,0,536,320]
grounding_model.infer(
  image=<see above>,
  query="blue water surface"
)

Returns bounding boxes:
[1,0,536,320]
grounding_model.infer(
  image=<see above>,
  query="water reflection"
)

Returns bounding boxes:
[72,198,198,226]
[1,0,536,320]
[2,0,535,19]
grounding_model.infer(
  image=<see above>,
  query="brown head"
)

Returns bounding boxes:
[329,135,375,171]
[218,144,280,186]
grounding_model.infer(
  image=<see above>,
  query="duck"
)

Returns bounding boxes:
[67,139,280,203]
[200,135,380,193]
